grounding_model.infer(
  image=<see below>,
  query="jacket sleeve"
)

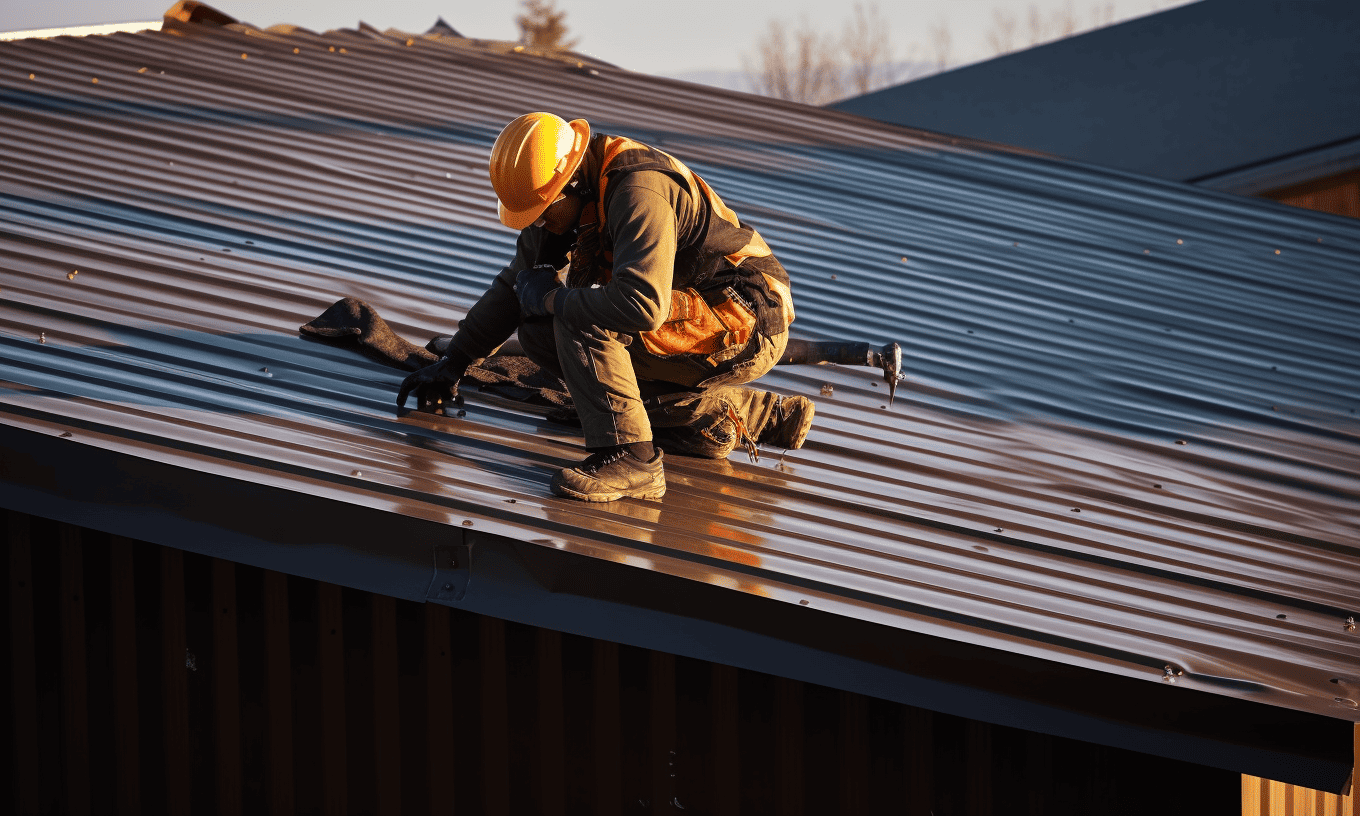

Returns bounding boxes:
[449,226,572,360]
[555,172,683,333]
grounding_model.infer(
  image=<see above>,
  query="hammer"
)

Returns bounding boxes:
[779,339,904,405]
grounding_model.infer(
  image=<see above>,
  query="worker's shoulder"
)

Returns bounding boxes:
[606,168,690,211]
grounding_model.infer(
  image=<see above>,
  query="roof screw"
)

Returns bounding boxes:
[819,383,834,397]
[1346,617,1356,632]
[406,38,415,46]
[240,53,248,59]
[352,470,362,477]
[1162,664,1183,683]
[1176,239,1184,245]
[67,270,78,280]
[38,332,46,344]
[462,520,473,526]
[442,583,453,591]
[91,77,99,83]
[59,431,72,438]
[29,72,36,80]
[293,47,300,54]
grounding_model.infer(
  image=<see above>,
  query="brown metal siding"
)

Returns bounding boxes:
[1243,760,1357,816]
[3,508,1243,814]
[1266,170,1360,220]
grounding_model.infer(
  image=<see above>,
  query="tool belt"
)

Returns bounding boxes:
[638,273,793,365]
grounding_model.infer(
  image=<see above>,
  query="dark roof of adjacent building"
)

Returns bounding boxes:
[2,4,1358,790]
[831,0,1360,193]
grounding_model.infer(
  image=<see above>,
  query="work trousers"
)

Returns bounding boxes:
[517,304,789,459]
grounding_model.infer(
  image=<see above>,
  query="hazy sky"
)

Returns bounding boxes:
[1,0,1195,77]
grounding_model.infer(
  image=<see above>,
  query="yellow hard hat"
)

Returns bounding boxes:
[489,112,591,230]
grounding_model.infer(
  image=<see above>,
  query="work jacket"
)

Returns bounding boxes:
[451,134,793,366]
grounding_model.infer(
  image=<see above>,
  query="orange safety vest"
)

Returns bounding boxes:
[569,136,794,362]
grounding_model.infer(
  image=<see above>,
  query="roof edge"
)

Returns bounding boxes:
[1,423,1352,793]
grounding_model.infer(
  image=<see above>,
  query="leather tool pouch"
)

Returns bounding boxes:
[638,286,756,364]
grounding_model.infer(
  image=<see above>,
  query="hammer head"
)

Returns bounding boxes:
[880,342,902,405]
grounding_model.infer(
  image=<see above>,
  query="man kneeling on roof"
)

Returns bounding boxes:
[398,112,814,502]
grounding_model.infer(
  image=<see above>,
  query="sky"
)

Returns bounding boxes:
[0,0,1196,78]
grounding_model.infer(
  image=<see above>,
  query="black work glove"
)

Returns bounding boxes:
[515,264,562,318]
[396,352,470,416]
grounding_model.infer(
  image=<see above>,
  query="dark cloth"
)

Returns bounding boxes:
[299,297,571,407]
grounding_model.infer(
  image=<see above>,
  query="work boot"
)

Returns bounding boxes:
[757,395,815,450]
[551,449,666,502]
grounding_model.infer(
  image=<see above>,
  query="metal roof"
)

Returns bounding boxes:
[832,0,1360,190]
[2,9,1359,788]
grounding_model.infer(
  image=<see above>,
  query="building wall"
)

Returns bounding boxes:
[1264,170,1360,220]
[4,509,1246,815]
[1243,769,1356,816]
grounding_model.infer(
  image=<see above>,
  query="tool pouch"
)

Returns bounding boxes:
[638,286,756,364]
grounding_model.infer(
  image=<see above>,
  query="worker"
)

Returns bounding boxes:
[398,112,814,501]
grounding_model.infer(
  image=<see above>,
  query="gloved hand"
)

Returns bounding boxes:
[515,264,562,318]
[396,353,469,416]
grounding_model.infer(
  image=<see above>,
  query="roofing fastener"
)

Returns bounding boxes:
[137,67,147,73]
[406,38,414,46]
[91,77,99,83]
[241,53,248,59]
[67,270,78,280]
[293,47,300,54]
[820,383,834,397]
[38,333,46,344]
[59,431,72,438]
[1346,617,1356,632]
[1274,249,1281,255]
[29,73,36,80]
[1162,665,1183,683]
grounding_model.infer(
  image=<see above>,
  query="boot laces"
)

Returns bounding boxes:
[581,448,629,473]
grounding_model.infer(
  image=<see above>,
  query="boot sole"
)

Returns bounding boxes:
[551,482,667,502]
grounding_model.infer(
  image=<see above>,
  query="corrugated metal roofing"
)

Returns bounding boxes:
[2,11,1359,751]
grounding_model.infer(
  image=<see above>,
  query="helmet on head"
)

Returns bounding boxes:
[488,112,591,230]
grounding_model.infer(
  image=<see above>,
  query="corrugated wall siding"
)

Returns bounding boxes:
[4,508,1243,815]
[1244,762,1357,816]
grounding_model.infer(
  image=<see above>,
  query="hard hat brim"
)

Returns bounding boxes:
[497,118,591,231]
